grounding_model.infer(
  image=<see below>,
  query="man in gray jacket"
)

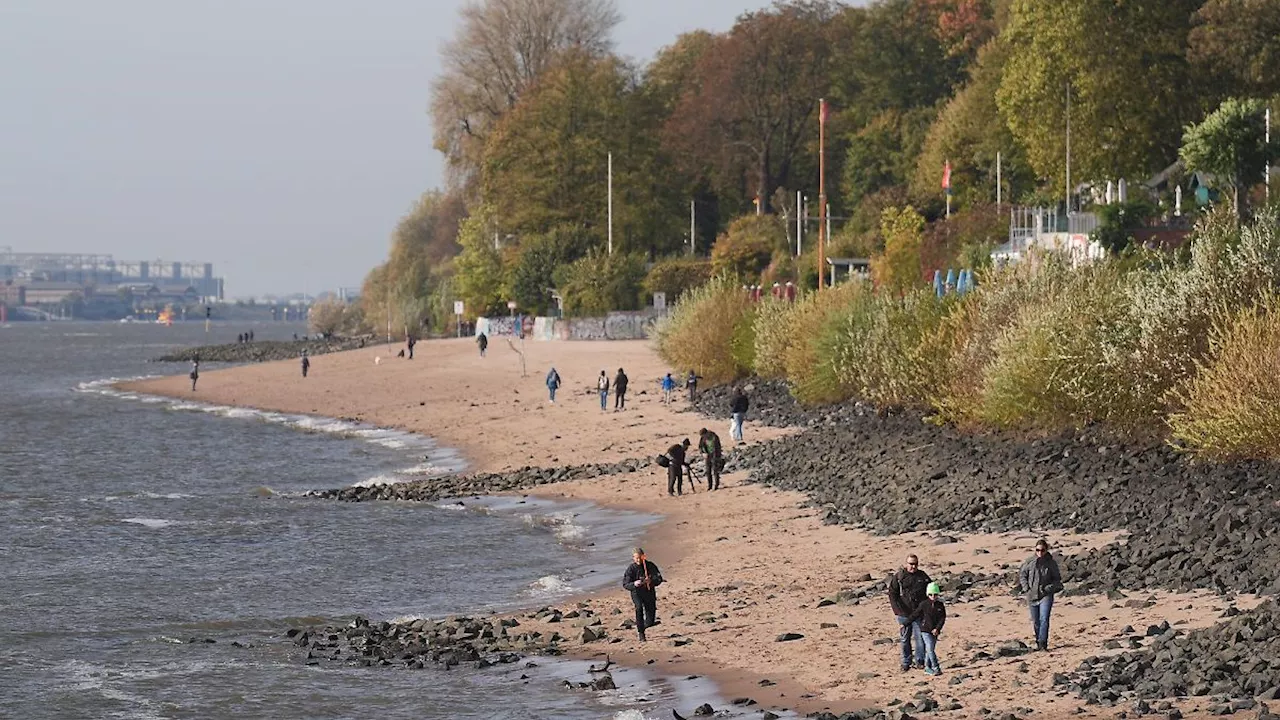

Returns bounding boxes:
[1019,538,1063,651]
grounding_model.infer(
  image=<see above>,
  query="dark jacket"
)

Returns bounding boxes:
[731,393,749,414]
[1019,553,1063,604]
[698,431,722,457]
[667,443,689,467]
[887,568,932,617]
[615,371,628,392]
[623,560,664,596]
[907,597,947,634]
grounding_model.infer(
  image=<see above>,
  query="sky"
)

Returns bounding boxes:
[0,0,769,298]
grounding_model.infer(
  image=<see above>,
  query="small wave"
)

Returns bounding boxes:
[612,712,647,720]
[349,474,403,489]
[121,518,176,529]
[435,501,467,511]
[525,575,575,598]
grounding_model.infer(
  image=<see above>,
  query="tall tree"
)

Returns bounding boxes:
[429,0,621,186]
[997,0,1203,187]
[664,1,840,214]
[1181,97,1278,216]
[1188,0,1280,100]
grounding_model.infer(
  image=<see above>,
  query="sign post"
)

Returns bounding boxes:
[453,300,464,337]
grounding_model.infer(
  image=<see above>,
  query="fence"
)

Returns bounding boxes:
[474,309,666,341]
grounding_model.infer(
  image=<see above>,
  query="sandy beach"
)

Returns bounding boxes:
[122,338,1254,719]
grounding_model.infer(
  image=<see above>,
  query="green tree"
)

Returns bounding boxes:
[843,109,935,211]
[1188,0,1280,100]
[452,209,508,318]
[643,257,713,303]
[710,215,788,280]
[1180,97,1279,217]
[553,248,646,316]
[997,0,1202,186]
[871,206,926,295]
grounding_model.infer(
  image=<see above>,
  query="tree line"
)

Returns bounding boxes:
[357,0,1280,333]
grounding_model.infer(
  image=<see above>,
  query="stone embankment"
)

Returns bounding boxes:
[154,336,372,363]
[306,458,654,503]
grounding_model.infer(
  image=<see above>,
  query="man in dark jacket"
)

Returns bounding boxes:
[614,368,629,410]
[698,428,723,490]
[622,547,664,641]
[665,439,692,496]
[477,332,488,357]
[887,554,932,671]
[730,388,749,443]
[1019,538,1063,651]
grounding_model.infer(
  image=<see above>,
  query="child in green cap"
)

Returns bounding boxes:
[907,581,947,675]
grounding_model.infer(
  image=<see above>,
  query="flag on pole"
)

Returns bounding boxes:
[942,161,952,194]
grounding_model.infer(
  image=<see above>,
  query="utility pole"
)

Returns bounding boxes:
[689,199,695,255]
[1065,82,1072,216]
[1267,107,1272,202]
[796,190,803,256]
[997,151,1002,209]
[818,98,829,290]
[607,152,613,255]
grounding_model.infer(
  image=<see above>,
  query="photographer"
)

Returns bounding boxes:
[622,547,664,641]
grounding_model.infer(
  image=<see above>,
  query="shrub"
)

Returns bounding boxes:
[870,206,926,295]
[1169,298,1280,459]
[553,249,645,317]
[643,257,712,303]
[652,274,754,385]
[781,282,869,405]
[752,297,799,378]
[710,215,788,280]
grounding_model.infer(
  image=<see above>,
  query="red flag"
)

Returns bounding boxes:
[820,98,830,126]
[941,161,952,191]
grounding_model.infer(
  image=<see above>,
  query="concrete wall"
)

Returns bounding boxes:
[476,309,665,341]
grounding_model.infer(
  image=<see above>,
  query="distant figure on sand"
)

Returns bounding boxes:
[597,370,610,411]
[686,370,700,402]
[407,336,416,360]
[301,351,310,378]
[661,373,676,404]
[730,388,749,443]
[238,333,244,344]
[888,554,932,672]
[622,547,664,642]
[189,360,199,392]
[546,367,561,403]
[613,368,628,410]
[1020,539,1063,651]
[664,438,692,496]
[477,332,488,357]
[249,330,254,342]
[698,428,723,490]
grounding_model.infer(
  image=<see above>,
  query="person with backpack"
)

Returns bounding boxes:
[888,554,932,672]
[698,428,723,490]
[1020,538,1064,651]
[907,582,947,675]
[622,547,664,642]
[597,370,610,411]
[546,367,561,403]
[613,368,628,410]
[663,438,692,496]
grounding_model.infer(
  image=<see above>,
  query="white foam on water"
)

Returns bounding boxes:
[612,711,648,720]
[435,501,468,511]
[349,474,402,489]
[120,518,176,529]
[524,574,575,598]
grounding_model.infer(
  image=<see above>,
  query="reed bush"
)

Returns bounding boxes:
[752,297,799,379]
[782,282,869,405]
[652,274,754,385]
[1168,298,1280,459]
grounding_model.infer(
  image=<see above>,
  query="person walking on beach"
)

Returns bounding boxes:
[664,438,692,496]
[906,582,947,676]
[622,547,664,642]
[686,370,700,402]
[1020,539,1063,651]
[407,335,416,360]
[888,554,932,672]
[546,367,561,403]
[189,360,199,392]
[661,373,676,404]
[301,351,311,378]
[596,370,610,411]
[613,368,628,410]
[477,332,488,357]
[249,330,254,342]
[730,388,749,444]
[698,428,723,490]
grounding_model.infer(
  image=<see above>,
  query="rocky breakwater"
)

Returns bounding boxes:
[307,457,653,503]
[154,336,371,363]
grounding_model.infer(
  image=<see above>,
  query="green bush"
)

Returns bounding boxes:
[781,282,869,405]
[553,249,645,317]
[1169,298,1280,459]
[652,274,754,385]
[643,257,712,303]
[710,215,788,280]
[752,297,799,379]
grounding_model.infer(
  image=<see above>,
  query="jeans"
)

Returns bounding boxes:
[920,630,940,671]
[633,592,657,635]
[599,390,608,410]
[1030,594,1054,648]
[548,386,557,402]
[731,412,745,442]
[897,615,924,669]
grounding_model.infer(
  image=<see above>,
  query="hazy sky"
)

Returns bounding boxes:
[0,1,767,297]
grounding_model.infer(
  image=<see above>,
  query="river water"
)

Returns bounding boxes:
[0,321,759,720]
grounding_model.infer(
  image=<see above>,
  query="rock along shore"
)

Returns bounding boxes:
[154,336,372,363]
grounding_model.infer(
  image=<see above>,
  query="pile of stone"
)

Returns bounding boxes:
[728,409,1280,596]
[1063,600,1280,707]
[308,457,653,503]
[693,379,830,428]
[155,336,371,363]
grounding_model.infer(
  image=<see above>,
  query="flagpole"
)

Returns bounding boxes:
[607,152,613,255]
[997,151,1002,209]
[818,98,827,290]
